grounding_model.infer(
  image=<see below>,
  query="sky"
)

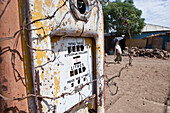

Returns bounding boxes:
[133,0,170,27]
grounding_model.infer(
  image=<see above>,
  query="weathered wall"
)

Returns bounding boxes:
[0,0,28,112]
[165,42,170,52]
[126,39,147,48]
[152,37,163,49]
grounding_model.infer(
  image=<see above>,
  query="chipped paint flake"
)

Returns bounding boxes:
[54,76,60,104]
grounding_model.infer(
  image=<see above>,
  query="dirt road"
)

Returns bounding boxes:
[105,55,170,113]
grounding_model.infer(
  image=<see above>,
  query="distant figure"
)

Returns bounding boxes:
[114,39,122,64]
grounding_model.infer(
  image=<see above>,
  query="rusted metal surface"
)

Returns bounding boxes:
[0,0,28,112]
[27,0,105,112]
[65,94,96,113]
[18,0,36,112]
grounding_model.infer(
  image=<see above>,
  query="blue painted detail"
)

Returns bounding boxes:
[148,45,152,49]
[162,35,167,50]
[130,31,167,39]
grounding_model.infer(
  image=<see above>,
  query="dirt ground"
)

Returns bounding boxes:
[105,55,170,113]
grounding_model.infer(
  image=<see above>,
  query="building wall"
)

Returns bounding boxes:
[0,1,28,112]
[166,34,170,51]
[126,31,166,48]
[126,39,147,48]
[152,36,163,49]
[144,34,170,50]
[165,42,170,52]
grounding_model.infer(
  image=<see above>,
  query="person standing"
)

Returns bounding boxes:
[114,39,122,64]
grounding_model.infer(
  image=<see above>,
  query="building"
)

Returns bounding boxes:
[143,32,170,51]
[126,24,170,50]
[104,24,170,54]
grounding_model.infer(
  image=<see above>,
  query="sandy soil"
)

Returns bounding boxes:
[105,55,170,113]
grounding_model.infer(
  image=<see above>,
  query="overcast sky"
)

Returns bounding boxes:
[134,0,170,27]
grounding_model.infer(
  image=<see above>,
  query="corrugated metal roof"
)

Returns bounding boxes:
[142,24,170,32]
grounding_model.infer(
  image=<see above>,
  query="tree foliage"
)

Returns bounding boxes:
[102,0,145,36]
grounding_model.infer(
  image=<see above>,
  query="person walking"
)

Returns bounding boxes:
[114,39,122,64]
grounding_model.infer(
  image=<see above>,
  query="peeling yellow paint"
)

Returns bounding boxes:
[83,38,92,46]
[45,0,53,7]
[31,0,53,39]
[54,76,60,104]
[54,72,57,75]
[46,70,49,75]
[32,0,44,19]
[40,73,44,80]
[35,47,47,66]
[52,3,55,8]
[31,0,45,35]
[57,0,67,15]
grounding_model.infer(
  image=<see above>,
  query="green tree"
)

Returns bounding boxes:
[103,0,145,37]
